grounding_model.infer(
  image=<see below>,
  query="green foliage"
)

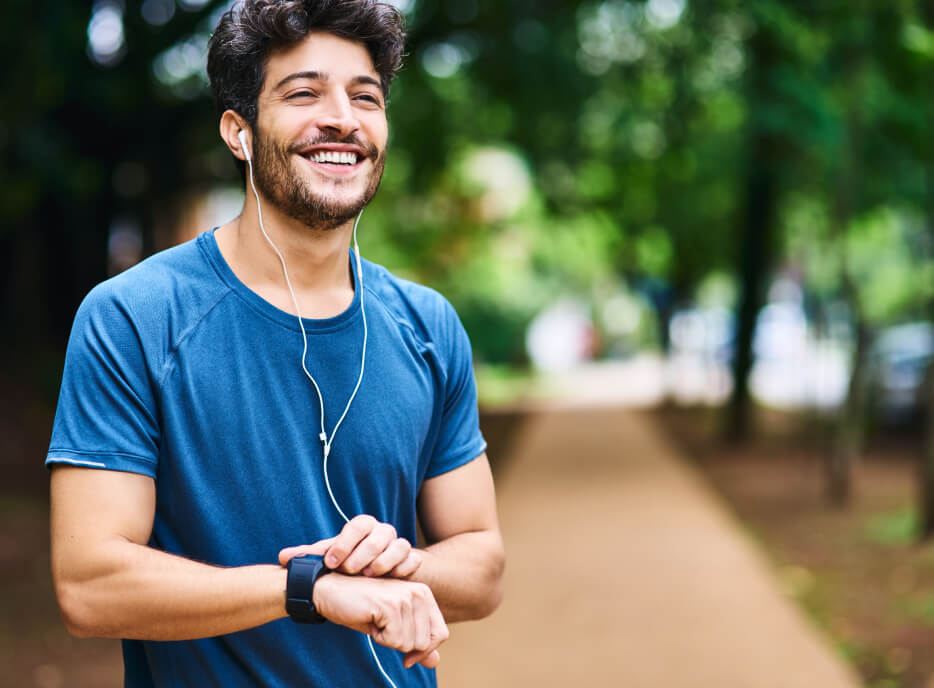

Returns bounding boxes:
[5,0,934,366]
[865,506,919,546]
[845,209,934,324]
[474,364,538,407]
[784,198,934,327]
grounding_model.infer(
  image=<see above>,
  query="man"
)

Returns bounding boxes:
[47,1,504,686]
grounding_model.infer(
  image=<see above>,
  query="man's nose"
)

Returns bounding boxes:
[316,92,359,138]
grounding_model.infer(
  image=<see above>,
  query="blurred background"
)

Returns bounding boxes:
[3,0,934,686]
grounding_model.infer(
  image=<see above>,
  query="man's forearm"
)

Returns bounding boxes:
[409,529,505,622]
[54,539,287,641]
[56,539,449,667]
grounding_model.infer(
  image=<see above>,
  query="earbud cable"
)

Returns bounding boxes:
[245,154,396,688]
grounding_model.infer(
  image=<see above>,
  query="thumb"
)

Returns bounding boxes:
[405,648,441,669]
[368,605,390,642]
[278,538,336,566]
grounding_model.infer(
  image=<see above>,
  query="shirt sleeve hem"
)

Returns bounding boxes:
[46,449,157,479]
[423,438,488,480]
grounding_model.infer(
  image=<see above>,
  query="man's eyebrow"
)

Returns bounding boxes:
[350,75,382,90]
[273,70,327,91]
[272,71,382,93]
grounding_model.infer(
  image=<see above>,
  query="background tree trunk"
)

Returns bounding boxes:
[828,301,868,505]
[825,48,867,507]
[919,167,934,538]
[920,325,934,539]
[727,21,781,442]
[916,2,934,540]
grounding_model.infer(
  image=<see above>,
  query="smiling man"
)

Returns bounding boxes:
[46,2,504,686]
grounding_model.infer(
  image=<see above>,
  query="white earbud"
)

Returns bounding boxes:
[238,129,251,162]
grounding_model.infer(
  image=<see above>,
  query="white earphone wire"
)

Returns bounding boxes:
[243,141,396,688]
[244,145,328,439]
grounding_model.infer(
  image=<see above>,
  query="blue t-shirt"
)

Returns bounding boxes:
[46,230,487,687]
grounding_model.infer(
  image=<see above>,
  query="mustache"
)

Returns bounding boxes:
[289,133,380,161]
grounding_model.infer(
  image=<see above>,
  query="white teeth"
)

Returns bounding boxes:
[308,150,358,165]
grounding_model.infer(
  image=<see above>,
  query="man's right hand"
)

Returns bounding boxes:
[279,515,421,578]
[312,572,449,669]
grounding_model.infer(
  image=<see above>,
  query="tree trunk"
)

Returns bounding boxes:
[827,308,869,505]
[726,20,781,442]
[727,158,776,441]
[917,2,934,540]
[824,54,866,507]
[920,346,934,539]
[918,159,934,538]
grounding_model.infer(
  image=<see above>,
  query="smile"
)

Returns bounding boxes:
[305,150,358,165]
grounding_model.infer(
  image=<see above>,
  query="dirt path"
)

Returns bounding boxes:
[439,407,864,688]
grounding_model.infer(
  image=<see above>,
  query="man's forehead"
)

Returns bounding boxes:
[265,31,378,89]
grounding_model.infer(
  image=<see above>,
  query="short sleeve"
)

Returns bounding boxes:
[46,284,161,478]
[424,300,487,478]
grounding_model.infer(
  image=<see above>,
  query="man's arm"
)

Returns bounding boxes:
[50,466,447,666]
[51,466,287,640]
[411,453,505,622]
[282,454,505,622]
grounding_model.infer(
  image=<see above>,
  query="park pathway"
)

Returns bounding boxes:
[438,407,863,688]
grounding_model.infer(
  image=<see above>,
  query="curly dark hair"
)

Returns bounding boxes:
[207,0,406,128]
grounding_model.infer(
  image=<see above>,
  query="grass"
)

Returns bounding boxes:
[865,506,920,546]
[475,364,540,407]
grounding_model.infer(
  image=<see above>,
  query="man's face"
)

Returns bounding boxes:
[251,31,389,230]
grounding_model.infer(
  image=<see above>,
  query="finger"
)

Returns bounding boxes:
[278,538,336,566]
[403,585,447,667]
[368,603,391,644]
[400,591,415,653]
[405,648,440,669]
[324,515,378,569]
[387,550,422,579]
[364,538,412,577]
[412,586,431,654]
[340,523,398,574]
[370,597,409,653]
[424,597,449,660]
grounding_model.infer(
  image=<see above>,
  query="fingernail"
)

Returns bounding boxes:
[326,555,337,567]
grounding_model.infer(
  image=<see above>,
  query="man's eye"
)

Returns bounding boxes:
[286,91,316,100]
[355,94,381,105]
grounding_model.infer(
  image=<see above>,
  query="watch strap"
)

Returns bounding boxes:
[285,555,329,624]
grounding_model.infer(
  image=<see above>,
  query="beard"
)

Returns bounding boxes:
[251,128,385,231]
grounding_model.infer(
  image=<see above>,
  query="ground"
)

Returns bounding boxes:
[439,405,860,688]
[659,405,934,688]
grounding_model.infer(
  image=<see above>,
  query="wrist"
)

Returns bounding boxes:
[311,569,339,615]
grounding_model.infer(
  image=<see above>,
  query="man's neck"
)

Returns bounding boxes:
[215,193,357,319]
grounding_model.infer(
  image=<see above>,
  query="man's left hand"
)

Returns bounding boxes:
[279,515,422,578]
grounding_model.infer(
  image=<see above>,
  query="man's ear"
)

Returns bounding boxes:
[220,110,251,162]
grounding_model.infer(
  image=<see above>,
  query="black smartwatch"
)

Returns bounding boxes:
[285,555,330,624]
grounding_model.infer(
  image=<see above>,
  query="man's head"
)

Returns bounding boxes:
[208,1,405,229]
